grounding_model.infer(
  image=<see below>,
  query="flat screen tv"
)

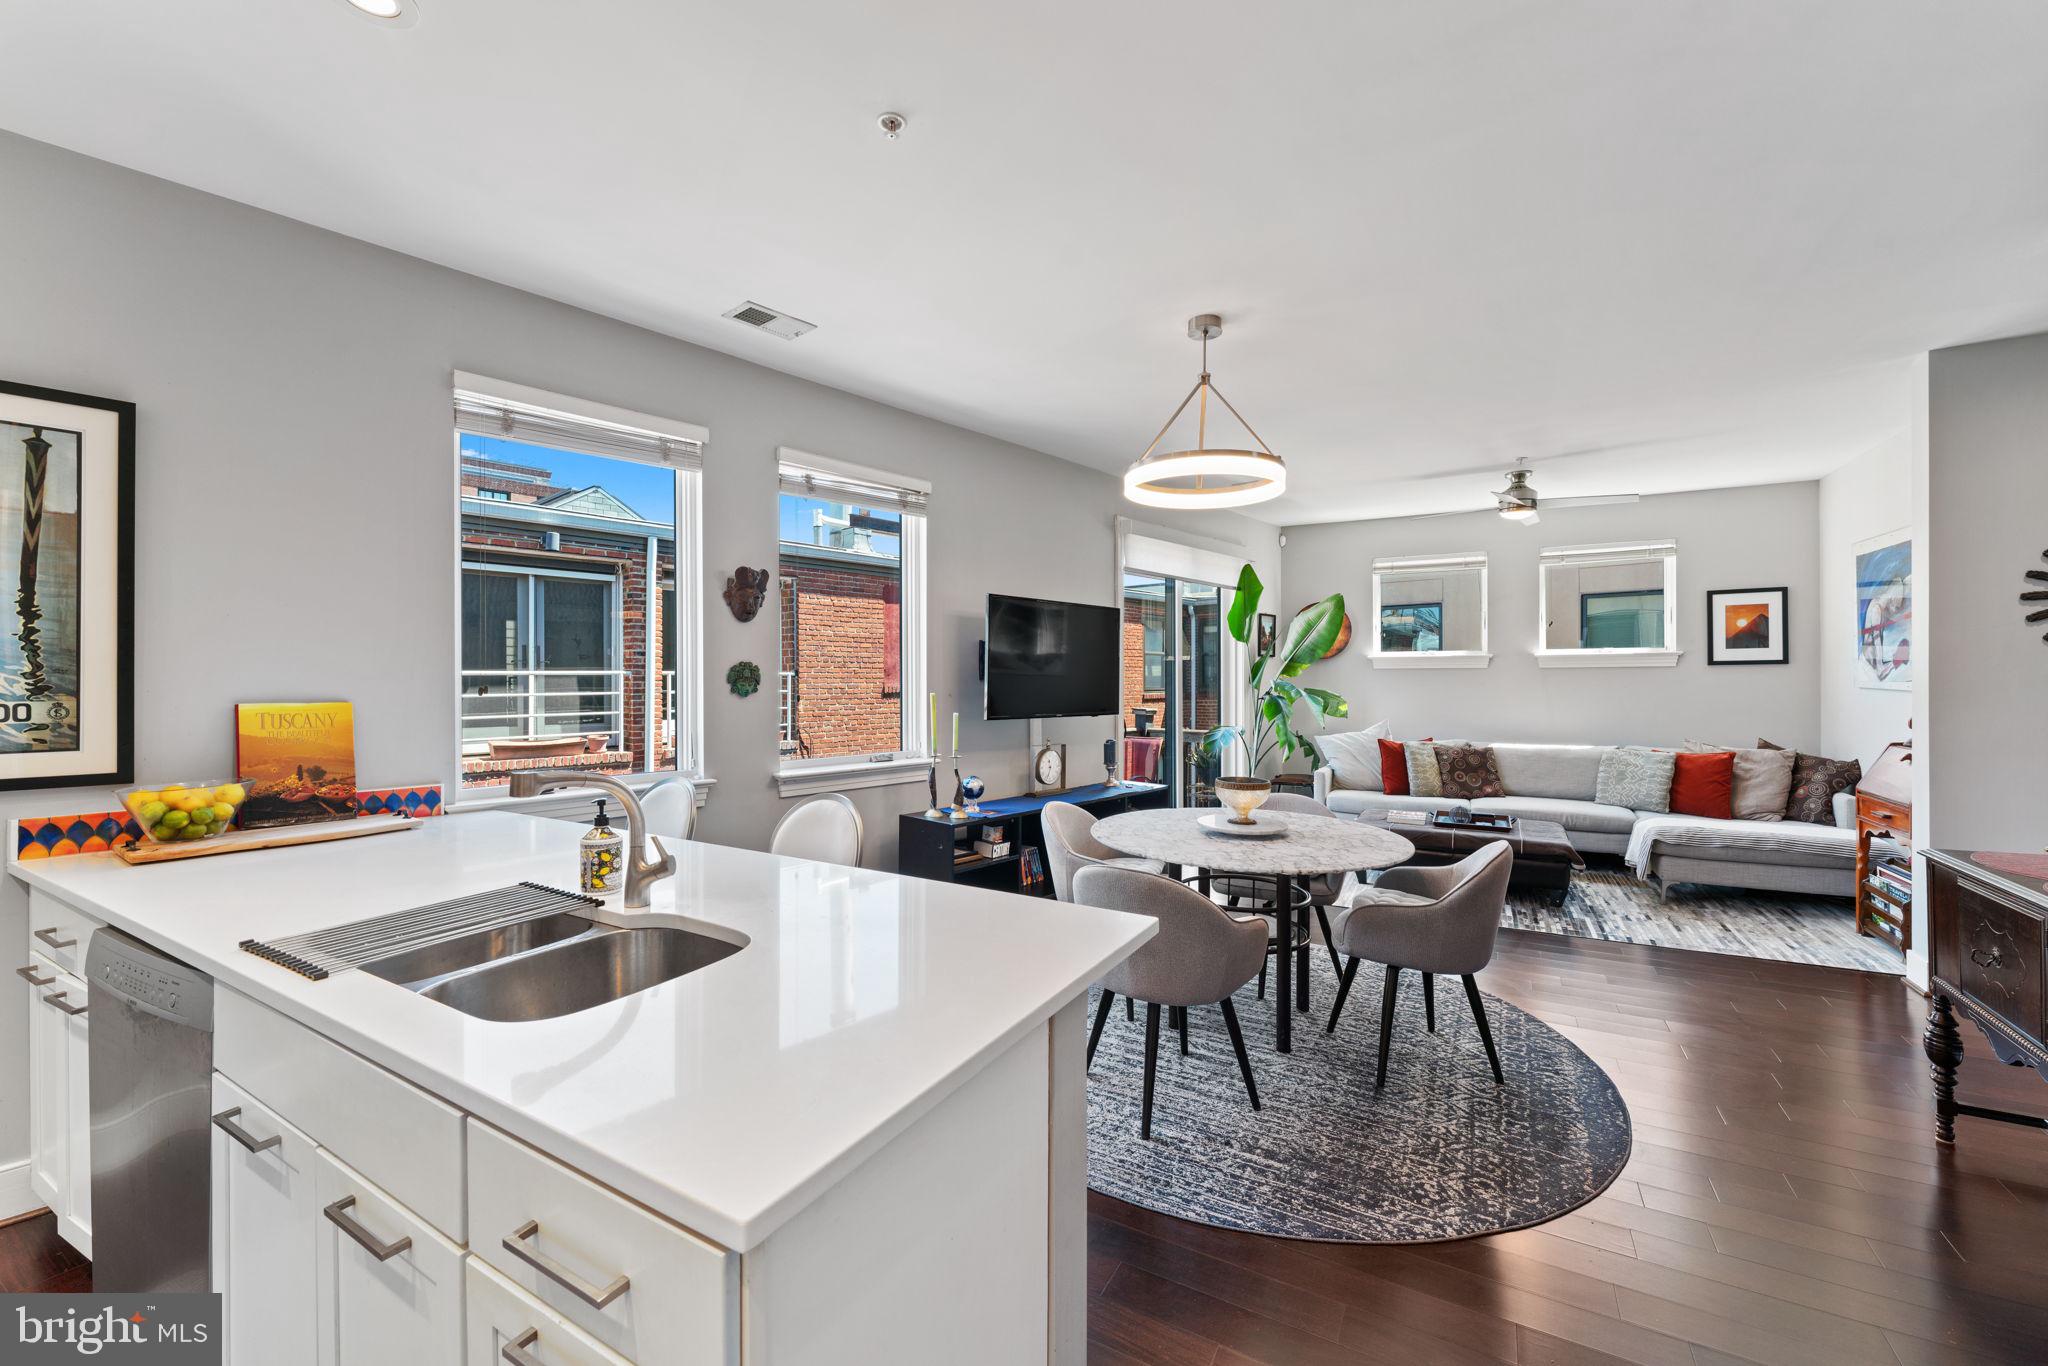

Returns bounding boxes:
[984,594,1121,721]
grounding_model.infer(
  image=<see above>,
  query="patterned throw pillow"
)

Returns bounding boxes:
[1594,746,1678,813]
[1433,744,1504,800]
[1783,753,1862,825]
[1403,741,1444,798]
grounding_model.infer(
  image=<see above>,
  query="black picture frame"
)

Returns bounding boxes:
[1255,612,1277,656]
[0,380,135,790]
[1705,586,1789,666]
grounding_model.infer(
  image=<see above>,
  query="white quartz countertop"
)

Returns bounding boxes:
[11,811,1155,1251]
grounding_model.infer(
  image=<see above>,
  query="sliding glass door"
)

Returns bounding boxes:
[1121,572,1225,806]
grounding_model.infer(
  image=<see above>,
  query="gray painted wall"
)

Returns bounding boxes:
[1925,333,2048,858]
[1817,432,1914,768]
[1280,483,1823,751]
[0,131,1278,1178]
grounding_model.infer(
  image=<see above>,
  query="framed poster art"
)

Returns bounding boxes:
[0,381,134,790]
[1705,587,1788,665]
[1853,530,1912,691]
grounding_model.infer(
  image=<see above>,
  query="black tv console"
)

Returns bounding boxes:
[897,782,1169,898]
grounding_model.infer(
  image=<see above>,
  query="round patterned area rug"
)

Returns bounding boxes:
[1085,956,1632,1243]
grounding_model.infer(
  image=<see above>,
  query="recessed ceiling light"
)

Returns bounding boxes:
[333,0,420,26]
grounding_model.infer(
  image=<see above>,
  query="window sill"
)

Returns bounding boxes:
[448,772,715,817]
[776,757,931,798]
[1534,650,1683,669]
[1369,652,1491,670]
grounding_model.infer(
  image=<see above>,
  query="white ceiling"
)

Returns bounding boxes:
[3,1,2044,523]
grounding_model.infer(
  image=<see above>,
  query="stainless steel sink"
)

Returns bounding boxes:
[361,914,742,1022]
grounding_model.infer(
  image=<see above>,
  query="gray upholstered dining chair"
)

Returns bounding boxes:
[1072,865,1267,1140]
[1324,841,1513,1089]
[1041,800,1164,901]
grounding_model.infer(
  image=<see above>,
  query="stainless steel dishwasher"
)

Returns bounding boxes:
[86,926,214,1292]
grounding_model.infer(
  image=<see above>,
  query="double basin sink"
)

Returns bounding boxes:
[360,913,743,1022]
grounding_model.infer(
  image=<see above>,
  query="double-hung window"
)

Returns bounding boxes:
[775,448,929,795]
[1537,540,1679,666]
[453,375,705,788]
[1369,553,1489,667]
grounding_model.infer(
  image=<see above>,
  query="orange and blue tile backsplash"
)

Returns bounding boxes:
[15,784,443,860]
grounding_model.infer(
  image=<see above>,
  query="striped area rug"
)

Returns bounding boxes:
[1505,864,1903,973]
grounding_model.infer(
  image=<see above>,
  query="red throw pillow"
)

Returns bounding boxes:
[1376,737,1432,796]
[1670,751,1734,820]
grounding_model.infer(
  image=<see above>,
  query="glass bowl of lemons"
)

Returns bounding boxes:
[122,781,248,844]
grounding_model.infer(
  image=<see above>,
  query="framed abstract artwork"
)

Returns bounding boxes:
[1706,587,1787,665]
[0,381,134,790]
[1853,530,1912,691]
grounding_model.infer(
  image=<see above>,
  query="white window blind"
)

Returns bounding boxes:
[1371,551,1488,573]
[1538,540,1676,570]
[776,453,930,516]
[454,390,703,470]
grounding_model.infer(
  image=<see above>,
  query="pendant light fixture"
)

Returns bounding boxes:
[1122,314,1286,509]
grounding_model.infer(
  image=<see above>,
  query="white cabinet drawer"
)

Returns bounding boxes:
[313,1150,465,1366]
[28,890,99,977]
[467,1121,736,1365]
[467,1256,631,1366]
[216,989,466,1241]
[211,1074,319,1366]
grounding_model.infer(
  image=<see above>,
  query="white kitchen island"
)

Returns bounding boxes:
[12,810,1154,1365]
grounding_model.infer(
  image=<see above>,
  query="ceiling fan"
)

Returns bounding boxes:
[1411,461,1640,525]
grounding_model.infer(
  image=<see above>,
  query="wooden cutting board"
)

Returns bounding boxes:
[112,814,420,864]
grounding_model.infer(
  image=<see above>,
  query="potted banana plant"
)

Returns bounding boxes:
[1199,563,1348,821]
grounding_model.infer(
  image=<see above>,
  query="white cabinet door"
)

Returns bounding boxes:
[313,1150,464,1366]
[57,965,91,1256]
[22,952,65,1215]
[210,1075,319,1366]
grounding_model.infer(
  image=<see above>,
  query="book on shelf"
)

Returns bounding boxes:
[1018,846,1047,893]
[1386,810,1430,825]
[973,839,1010,859]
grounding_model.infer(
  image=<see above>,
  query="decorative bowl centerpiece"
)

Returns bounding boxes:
[1213,776,1273,826]
[122,781,247,844]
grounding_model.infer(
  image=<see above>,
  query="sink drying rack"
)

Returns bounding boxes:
[241,881,601,981]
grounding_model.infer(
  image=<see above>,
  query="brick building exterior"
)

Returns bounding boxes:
[779,546,902,760]
[458,453,676,786]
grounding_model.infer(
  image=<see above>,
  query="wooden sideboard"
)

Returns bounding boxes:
[1922,849,2048,1143]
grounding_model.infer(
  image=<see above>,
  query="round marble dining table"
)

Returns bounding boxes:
[1091,807,1414,1053]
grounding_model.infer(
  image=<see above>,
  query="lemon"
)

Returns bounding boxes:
[160,783,186,797]
[178,825,208,840]
[138,800,167,825]
[211,804,235,826]
[152,821,177,841]
[162,810,190,830]
[176,795,209,813]
[128,789,160,810]
[214,783,247,805]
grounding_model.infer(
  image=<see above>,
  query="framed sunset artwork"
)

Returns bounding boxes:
[1706,587,1787,665]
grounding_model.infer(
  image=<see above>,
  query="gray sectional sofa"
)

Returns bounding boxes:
[1312,741,1863,899]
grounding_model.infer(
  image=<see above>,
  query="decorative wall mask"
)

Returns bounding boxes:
[724,566,770,622]
[726,661,763,697]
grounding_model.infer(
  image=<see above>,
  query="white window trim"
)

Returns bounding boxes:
[1534,539,1680,666]
[775,453,928,784]
[1114,518,1256,776]
[1367,551,1490,669]
[450,377,709,796]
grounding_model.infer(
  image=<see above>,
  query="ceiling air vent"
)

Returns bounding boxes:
[723,301,816,340]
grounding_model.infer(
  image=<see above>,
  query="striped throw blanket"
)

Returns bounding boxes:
[1625,814,1859,877]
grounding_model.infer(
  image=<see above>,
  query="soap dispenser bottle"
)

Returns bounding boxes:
[581,799,623,898]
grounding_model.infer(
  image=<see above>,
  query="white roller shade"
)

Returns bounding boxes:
[454,390,703,469]
[777,451,930,516]
[1372,551,1487,572]
[1539,540,1676,571]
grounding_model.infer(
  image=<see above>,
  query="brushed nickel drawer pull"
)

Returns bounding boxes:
[323,1195,412,1262]
[15,965,55,986]
[211,1107,283,1154]
[501,1327,544,1366]
[43,991,87,1016]
[503,1220,630,1308]
[33,928,77,951]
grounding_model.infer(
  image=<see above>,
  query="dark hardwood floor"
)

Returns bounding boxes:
[0,1211,89,1294]
[3,929,2042,1362]
[1087,928,2048,1366]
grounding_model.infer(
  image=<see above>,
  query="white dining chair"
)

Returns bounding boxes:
[636,777,697,850]
[770,792,865,867]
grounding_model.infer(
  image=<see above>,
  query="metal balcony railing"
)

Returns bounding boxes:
[460,668,626,748]
[779,670,796,747]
